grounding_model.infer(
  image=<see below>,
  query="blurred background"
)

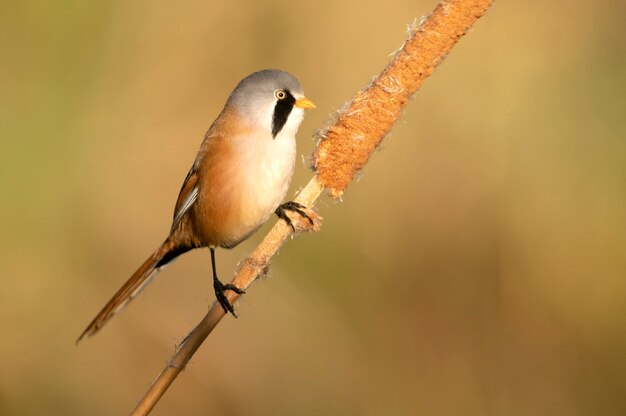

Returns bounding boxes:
[1,0,625,414]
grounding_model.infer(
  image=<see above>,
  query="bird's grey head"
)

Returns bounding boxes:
[227,69,309,138]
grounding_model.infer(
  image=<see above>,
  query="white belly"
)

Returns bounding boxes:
[227,130,296,245]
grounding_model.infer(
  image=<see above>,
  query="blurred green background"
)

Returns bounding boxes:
[1,0,625,415]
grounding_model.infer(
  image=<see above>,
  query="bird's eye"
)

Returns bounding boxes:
[275,90,286,100]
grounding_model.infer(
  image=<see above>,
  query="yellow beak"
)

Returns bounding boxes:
[294,97,317,110]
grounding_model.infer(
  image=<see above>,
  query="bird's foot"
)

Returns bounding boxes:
[275,201,315,232]
[213,279,245,317]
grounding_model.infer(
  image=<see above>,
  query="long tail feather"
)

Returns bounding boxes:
[77,240,183,343]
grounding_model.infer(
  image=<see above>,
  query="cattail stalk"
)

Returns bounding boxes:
[131,0,494,414]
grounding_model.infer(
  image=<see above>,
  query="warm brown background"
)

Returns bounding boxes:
[1,1,625,415]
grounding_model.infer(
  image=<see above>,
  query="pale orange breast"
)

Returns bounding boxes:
[188,107,296,248]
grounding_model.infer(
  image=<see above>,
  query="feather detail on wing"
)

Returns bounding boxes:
[171,167,199,231]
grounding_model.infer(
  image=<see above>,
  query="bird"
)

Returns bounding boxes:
[78,69,316,342]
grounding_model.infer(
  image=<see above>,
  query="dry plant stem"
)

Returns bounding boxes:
[315,0,494,197]
[131,0,493,414]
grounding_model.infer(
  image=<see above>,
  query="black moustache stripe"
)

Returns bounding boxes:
[272,91,295,138]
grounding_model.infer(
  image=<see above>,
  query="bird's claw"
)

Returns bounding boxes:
[213,279,245,317]
[275,201,315,232]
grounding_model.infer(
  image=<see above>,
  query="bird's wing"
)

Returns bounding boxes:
[171,165,199,231]
[170,117,227,232]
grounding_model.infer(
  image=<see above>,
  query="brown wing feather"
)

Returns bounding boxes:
[169,109,235,233]
[171,167,199,231]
